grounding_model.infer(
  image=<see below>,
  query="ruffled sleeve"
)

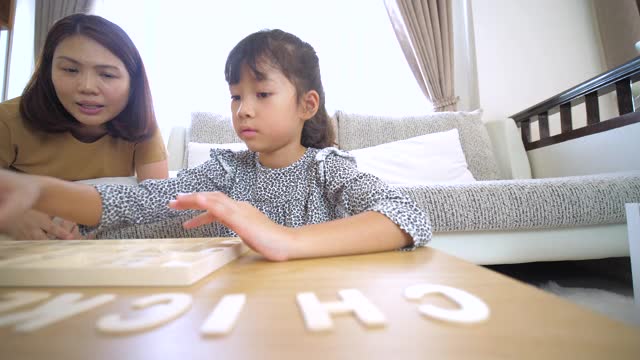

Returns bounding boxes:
[80,149,243,234]
[316,147,431,250]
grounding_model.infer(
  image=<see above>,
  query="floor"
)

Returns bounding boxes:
[487,257,634,297]
[485,257,640,327]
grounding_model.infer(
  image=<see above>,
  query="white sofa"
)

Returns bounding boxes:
[162,110,640,265]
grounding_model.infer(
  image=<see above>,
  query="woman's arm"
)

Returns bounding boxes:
[0,170,102,229]
[134,128,169,181]
[136,159,169,181]
[0,121,11,169]
[2,151,241,236]
[35,176,102,225]
[1,210,78,240]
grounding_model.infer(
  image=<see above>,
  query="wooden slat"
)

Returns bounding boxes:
[615,78,634,115]
[538,112,549,139]
[510,57,640,151]
[524,111,640,151]
[559,103,573,133]
[520,120,531,145]
[511,56,640,123]
[585,91,600,125]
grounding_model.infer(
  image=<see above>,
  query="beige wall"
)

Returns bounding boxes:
[527,122,640,177]
[470,0,606,122]
[592,0,640,70]
[452,0,480,112]
[469,0,640,177]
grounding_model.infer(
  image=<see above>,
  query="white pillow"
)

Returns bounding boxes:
[77,173,180,185]
[349,129,476,185]
[187,141,247,168]
[76,176,138,186]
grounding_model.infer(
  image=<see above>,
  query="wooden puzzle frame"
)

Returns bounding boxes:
[0,238,247,287]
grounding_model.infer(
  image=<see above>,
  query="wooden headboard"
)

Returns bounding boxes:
[510,56,640,151]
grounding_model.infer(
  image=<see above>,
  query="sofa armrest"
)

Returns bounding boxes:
[400,171,640,232]
[484,119,531,180]
[167,127,187,170]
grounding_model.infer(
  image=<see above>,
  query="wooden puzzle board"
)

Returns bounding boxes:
[0,238,248,287]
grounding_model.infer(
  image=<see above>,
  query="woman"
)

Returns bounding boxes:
[0,14,168,240]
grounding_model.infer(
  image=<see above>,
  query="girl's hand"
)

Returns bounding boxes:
[0,170,41,231]
[169,192,294,261]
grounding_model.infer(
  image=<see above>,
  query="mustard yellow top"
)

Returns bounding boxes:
[0,97,167,181]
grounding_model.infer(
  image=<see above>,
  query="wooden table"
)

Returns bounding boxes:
[1,246,639,359]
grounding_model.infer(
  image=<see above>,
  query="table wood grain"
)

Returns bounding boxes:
[1,245,639,359]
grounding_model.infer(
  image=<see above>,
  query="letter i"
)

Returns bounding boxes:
[200,294,246,336]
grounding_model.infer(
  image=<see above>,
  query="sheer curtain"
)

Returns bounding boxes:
[93,0,430,140]
[34,0,95,61]
[384,0,458,111]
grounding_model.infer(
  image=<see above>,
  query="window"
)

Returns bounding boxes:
[94,0,430,138]
[2,0,35,101]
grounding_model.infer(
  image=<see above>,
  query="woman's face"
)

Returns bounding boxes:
[51,35,131,129]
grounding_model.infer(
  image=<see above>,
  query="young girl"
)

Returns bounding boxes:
[0,14,168,240]
[0,29,430,261]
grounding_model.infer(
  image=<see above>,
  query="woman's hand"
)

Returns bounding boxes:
[52,216,83,239]
[0,169,41,231]
[3,210,76,240]
[169,192,295,261]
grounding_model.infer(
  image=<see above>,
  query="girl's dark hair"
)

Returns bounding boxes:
[225,29,335,148]
[20,13,156,142]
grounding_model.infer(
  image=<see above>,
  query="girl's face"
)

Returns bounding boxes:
[51,35,131,131]
[229,62,309,168]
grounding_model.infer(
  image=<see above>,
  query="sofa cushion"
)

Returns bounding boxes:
[189,112,240,144]
[484,119,531,179]
[349,129,476,185]
[187,141,248,168]
[186,113,242,169]
[335,110,500,181]
[188,111,340,146]
[400,171,640,232]
[94,171,640,240]
[95,213,229,240]
[76,176,138,186]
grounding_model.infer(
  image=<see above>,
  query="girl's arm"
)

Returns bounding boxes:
[320,151,431,250]
[169,192,412,261]
[168,151,430,261]
[287,211,412,258]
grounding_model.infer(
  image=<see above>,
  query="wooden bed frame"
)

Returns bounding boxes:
[511,56,640,151]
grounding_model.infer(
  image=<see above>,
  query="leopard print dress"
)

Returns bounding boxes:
[86,147,431,250]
